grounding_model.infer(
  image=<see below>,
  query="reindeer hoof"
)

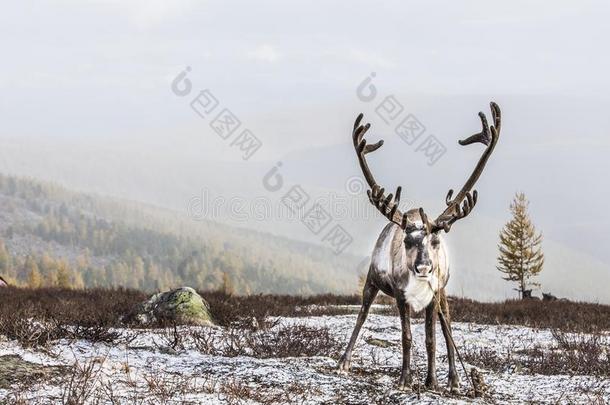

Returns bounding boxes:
[336,357,351,374]
[397,382,412,392]
[448,374,460,393]
[397,373,412,391]
[425,376,439,392]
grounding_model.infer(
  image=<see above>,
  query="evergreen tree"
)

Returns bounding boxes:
[497,192,544,298]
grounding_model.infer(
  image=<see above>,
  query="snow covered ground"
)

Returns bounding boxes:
[0,311,608,404]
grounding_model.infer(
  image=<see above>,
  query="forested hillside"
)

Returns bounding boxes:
[0,174,360,294]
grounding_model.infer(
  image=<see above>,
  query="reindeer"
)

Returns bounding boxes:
[337,102,502,392]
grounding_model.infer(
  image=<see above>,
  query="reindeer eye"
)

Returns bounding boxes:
[404,232,418,247]
[431,236,440,248]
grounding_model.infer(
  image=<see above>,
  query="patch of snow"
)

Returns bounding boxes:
[0,314,608,404]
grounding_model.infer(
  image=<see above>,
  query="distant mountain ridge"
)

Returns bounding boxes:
[0,173,361,295]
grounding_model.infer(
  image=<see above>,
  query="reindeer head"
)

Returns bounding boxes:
[402,221,442,278]
[352,103,501,279]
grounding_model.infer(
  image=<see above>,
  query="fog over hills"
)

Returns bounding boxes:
[1,95,609,303]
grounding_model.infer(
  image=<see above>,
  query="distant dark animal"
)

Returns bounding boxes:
[543,292,568,302]
[0,276,8,287]
[338,103,502,392]
[522,289,540,300]
[542,292,558,301]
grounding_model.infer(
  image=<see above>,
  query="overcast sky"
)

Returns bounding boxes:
[2,1,609,148]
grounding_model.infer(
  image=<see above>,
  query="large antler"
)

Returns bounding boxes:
[430,102,501,233]
[352,114,417,230]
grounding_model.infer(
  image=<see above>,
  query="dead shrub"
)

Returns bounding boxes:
[0,287,142,347]
[190,324,342,359]
[60,357,105,405]
[463,347,508,373]
[464,329,610,377]
[190,327,220,355]
[1,287,608,344]
[246,324,342,358]
[217,378,313,405]
[154,322,184,352]
[143,372,197,403]
[0,311,60,348]
[201,290,361,327]
[525,329,610,376]
[447,297,609,333]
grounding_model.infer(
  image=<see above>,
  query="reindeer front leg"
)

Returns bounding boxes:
[438,289,460,392]
[337,279,378,373]
[425,300,439,391]
[396,297,412,390]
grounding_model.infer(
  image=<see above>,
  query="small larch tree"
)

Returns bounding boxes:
[221,272,235,296]
[497,192,544,299]
[26,257,43,288]
[55,261,72,289]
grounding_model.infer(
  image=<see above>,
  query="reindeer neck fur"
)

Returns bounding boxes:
[370,220,450,312]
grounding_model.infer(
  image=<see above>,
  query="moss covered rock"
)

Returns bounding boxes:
[133,287,214,326]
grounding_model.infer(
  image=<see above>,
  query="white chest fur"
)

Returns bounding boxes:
[402,276,436,312]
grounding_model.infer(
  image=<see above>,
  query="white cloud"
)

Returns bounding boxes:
[247,44,280,63]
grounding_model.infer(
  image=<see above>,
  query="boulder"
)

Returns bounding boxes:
[131,287,214,326]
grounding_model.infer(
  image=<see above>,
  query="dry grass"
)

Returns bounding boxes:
[0,287,144,347]
[447,297,610,333]
[217,378,318,405]
[190,324,342,359]
[1,287,608,348]
[60,357,105,405]
[463,328,610,377]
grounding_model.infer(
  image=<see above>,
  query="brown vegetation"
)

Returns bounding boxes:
[1,287,608,350]
[1,286,609,402]
[447,296,609,333]
[463,328,609,378]
[190,324,342,359]
[0,287,145,347]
